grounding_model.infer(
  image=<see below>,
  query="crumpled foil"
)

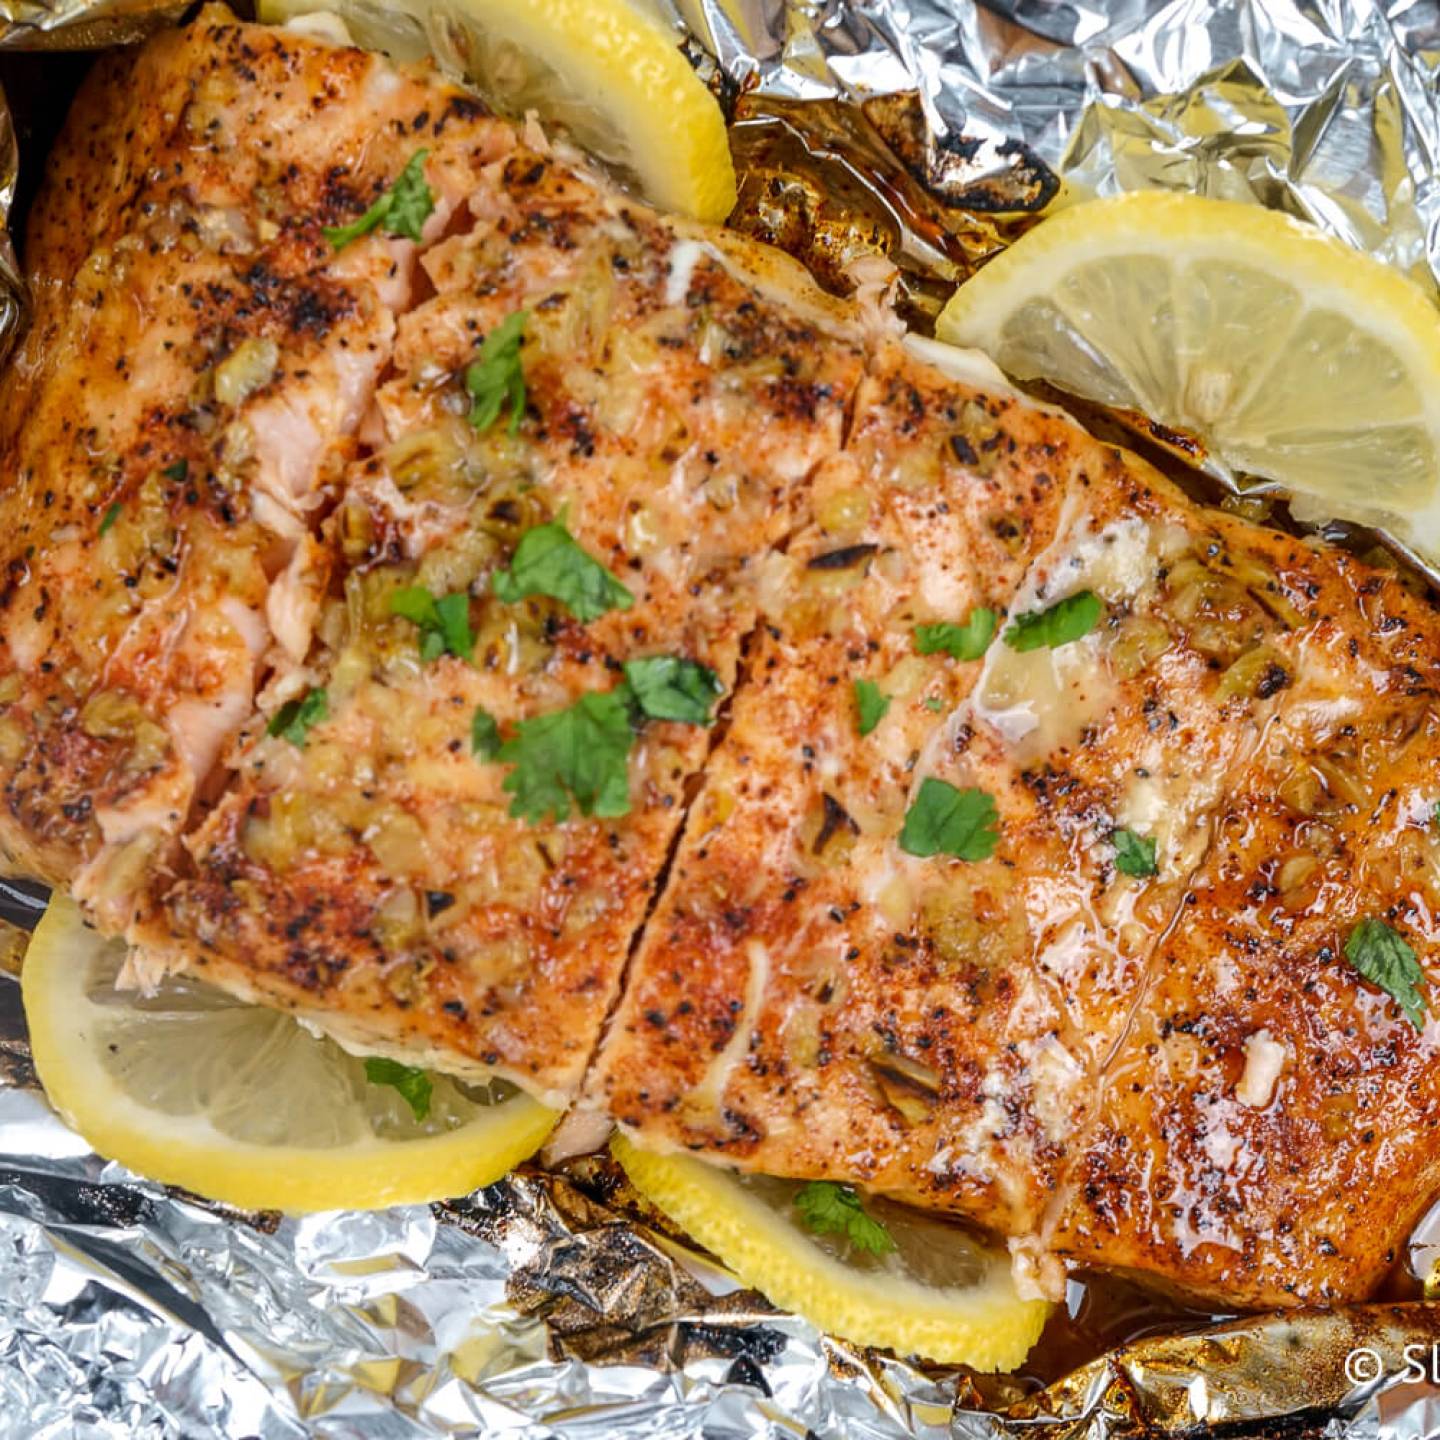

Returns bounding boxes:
[0,82,18,370]
[5,0,1440,1436]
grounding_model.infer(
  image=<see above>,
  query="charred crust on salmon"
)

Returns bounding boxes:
[5,7,1440,1315]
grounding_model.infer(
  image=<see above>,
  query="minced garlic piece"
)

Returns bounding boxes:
[1235,1029,1287,1108]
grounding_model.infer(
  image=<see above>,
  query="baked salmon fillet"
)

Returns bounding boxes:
[590,339,1307,1286]
[8,9,1440,1310]
[93,15,866,1104]
[1051,544,1440,1304]
[0,14,515,930]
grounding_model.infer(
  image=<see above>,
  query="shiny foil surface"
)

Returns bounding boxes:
[3,0,1440,1435]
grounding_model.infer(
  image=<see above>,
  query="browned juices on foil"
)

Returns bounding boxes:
[3,4,1440,1367]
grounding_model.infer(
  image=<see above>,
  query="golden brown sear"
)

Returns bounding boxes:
[146,137,865,1105]
[6,8,1440,1309]
[1052,545,1440,1305]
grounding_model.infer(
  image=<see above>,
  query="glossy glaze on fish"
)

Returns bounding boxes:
[7,9,1440,1310]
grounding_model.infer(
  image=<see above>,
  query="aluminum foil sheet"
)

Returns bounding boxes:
[5,967,1440,1440]
[0,0,185,47]
[5,0,1440,1436]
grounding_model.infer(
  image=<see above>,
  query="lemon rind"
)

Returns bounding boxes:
[613,1134,1050,1370]
[22,896,557,1213]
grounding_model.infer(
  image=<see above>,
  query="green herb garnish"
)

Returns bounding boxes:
[500,688,636,824]
[267,687,329,748]
[899,778,1000,861]
[98,502,123,537]
[1003,590,1102,652]
[389,586,474,663]
[854,679,890,736]
[623,656,722,725]
[323,150,435,250]
[793,1181,895,1256]
[1343,918,1428,1030]
[493,517,634,623]
[496,659,723,825]
[1111,827,1158,878]
[915,607,996,662]
[465,310,529,435]
[363,1057,433,1121]
[162,459,188,483]
[471,707,502,760]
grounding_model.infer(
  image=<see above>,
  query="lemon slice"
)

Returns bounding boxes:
[22,894,556,1212]
[260,0,736,223]
[937,191,1440,556]
[612,1135,1049,1370]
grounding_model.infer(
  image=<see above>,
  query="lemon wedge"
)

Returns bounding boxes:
[22,894,556,1212]
[260,0,736,223]
[612,1135,1049,1369]
[937,191,1440,556]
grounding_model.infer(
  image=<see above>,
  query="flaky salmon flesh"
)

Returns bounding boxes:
[6,6,1440,1314]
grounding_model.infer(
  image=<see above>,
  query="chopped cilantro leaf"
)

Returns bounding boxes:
[98,502,123,537]
[499,687,635,824]
[465,310,529,435]
[162,459,188,483]
[899,778,999,861]
[363,1057,433,1121]
[854,679,890,736]
[923,696,944,712]
[323,150,435,250]
[1111,827,1158,878]
[267,688,329,748]
[432,594,473,659]
[1343,918,1428,1030]
[1004,590,1102,652]
[793,1180,894,1256]
[389,587,437,627]
[388,586,474,663]
[915,607,996,662]
[623,655,722,725]
[492,517,634,623]
[471,707,502,760]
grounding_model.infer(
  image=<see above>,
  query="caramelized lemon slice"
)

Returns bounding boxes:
[613,1134,1049,1370]
[22,894,556,1212]
[938,191,1440,558]
[260,0,737,223]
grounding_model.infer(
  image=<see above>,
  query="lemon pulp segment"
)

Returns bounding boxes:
[938,191,1440,556]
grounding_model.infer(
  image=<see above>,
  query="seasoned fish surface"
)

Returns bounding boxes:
[9,10,1440,1310]
[125,57,865,1102]
[1052,544,1440,1304]
[0,16,512,925]
[591,342,1299,1271]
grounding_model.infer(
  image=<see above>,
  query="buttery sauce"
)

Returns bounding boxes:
[1017,1270,1230,1388]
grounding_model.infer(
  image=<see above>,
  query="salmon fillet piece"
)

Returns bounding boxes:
[1052,543,1440,1304]
[590,340,1302,1271]
[9,10,1440,1310]
[0,14,513,928]
[597,343,1440,1305]
[128,104,865,1103]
